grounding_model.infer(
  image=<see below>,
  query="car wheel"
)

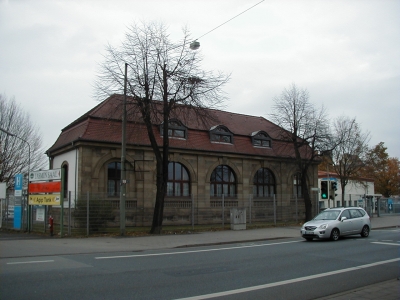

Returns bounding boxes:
[360,225,370,238]
[330,228,340,241]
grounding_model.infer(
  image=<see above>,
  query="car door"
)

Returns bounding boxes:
[338,209,353,235]
[348,209,363,233]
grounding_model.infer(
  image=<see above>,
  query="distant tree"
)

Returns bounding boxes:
[330,116,370,205]
[0,94,47,188]
[270,84,331,221]
[95,22,229,234]
[362,142,400,197]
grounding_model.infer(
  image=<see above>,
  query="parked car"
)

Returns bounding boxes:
[300,207,371,241]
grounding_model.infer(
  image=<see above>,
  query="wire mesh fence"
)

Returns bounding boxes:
[2,192,398,236]
[39,193,307,236]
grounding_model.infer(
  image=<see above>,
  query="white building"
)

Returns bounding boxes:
[318,171,377,212]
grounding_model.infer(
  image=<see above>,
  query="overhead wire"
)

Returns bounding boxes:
[193,0,265,41]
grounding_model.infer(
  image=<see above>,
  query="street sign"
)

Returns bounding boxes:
[29,169,61,182]
[29,194,61,205]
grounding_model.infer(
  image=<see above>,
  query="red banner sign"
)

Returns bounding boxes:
[29,181,61,193]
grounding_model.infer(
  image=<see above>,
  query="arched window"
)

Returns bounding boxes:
[293,173,302,197]
[167,162,190,197]
[107,162,121,197]
[160,119,187,139]
[251,131,272,148]
[210,165,236,197]
[253,168,276,197]
[210,125,233,144]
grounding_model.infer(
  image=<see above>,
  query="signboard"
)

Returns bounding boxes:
[0,182,6,199]
[29,181,61,193]
[388,199,393,211]
[14,174,23,197]
[29,194,61,205]
[321,177,337,181]
[36,207,45,221]
[29,169,61,182]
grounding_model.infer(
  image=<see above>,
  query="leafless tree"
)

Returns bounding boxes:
[270,84,331,221]
[0,94,47,189]
[331,116,370,205]
[95,22,229,234]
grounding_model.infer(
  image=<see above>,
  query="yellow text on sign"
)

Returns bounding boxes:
[29,194,61,205]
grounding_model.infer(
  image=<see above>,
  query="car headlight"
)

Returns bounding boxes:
[319,224,328,230]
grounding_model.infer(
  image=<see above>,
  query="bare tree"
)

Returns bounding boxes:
[270,84,331,221]
[0,94,47,188]
[95,22,229,234]
[331,116,370,206]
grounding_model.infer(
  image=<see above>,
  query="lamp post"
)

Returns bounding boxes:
[0,127,31,232]
[120,63,128,236]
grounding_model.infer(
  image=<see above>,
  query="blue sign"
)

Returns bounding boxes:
[15,174,23,190]
[388,198,393,211]
[14,206,21,229]
[14,174,23,229]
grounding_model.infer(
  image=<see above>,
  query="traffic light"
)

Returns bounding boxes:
[331,181,337,191]
[321,181,328,199]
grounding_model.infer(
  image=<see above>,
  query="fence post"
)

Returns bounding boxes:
[191,194,194,230]
[273,194,276,226]
[222,194,225,228]
[68,191,71,236]
[249,194,252,225]
[86,191,89,236]
[294,190,299,224]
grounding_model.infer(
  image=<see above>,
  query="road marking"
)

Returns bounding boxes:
[95,240,302,260]
[372,242,400,246]
[174,258,400,300]
[7,260,54,265]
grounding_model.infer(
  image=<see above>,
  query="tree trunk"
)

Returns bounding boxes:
[150,160,165,234]
[302,172,313,221]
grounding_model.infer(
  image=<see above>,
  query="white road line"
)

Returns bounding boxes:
[174,258,400,300]
[7,260,54,265]
[95,240,302,260]
[372,242,400,246]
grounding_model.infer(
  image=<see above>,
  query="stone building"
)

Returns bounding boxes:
[46,94,319,226]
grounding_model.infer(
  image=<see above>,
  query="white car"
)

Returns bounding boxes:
[301,207,371,241]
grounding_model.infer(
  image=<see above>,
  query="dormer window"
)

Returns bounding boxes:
[251,131,272,148]
[160,119,187,139]
[210,125,233,144]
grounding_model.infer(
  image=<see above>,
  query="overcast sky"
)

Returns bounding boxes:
[1,0,399,159]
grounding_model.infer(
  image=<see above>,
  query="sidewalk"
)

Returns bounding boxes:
[1,214,399,299]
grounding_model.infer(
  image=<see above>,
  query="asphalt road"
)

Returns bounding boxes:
[1,228,399,299]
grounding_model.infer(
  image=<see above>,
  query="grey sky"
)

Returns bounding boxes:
[1,0,399,158]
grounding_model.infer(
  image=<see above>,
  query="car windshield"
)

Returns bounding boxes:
[314,210,340,220]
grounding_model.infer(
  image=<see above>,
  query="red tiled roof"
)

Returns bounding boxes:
[47,94,307,159]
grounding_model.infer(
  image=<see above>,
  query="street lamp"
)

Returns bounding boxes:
[120,63,128,236]
[0,127,31,232]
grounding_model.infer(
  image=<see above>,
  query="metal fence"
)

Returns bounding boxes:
[2,192,397,236]
[1,192,306,236]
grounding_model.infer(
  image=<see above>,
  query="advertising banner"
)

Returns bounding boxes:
[29,181,61,193]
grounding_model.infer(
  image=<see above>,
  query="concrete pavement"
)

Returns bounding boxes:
[1,214,399,299]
